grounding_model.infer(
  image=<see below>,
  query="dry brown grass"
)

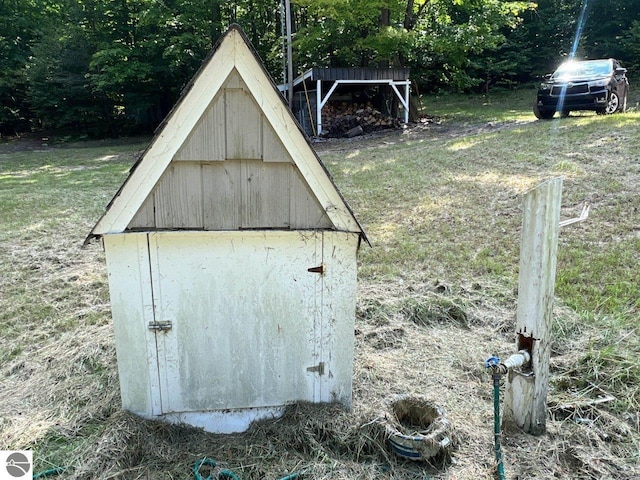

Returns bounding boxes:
[1,110,639,479]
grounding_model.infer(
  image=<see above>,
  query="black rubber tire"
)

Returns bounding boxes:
[605,92,620,114]
[533,102,555,120]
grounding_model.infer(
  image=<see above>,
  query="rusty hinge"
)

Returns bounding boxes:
[306,362,325,376]
[148,320,172,332]
[307,263,326,275]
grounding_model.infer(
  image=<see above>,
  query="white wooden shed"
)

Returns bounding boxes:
[86,25,367,433]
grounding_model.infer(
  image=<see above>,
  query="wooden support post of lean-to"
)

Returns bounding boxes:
[503,177,562,435]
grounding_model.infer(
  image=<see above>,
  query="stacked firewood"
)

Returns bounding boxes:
[321,101,401,137]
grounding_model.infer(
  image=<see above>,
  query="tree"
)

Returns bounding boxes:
[484,0,582,87]
[27,23,114,135]
[0,0,42,134]
[4,0,640,135]
[292,0,535,91]
[621,21,640,75]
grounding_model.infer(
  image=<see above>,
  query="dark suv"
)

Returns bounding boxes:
[534,58,629,119]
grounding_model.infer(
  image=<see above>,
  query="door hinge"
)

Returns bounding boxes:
[148,320,172,332]
[306,362,325,376]
[307,263,326,275]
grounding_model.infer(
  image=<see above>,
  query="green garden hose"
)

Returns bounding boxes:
[33,467,66,479]
[492,372,506,480]
[485,356,507,480]
[194,458,303,480]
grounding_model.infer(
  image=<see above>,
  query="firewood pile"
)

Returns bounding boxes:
[321,101,401,137]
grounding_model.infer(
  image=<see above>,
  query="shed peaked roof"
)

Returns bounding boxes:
[86,25,366,245]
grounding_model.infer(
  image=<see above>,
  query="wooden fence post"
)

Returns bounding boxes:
[503,178,563,435]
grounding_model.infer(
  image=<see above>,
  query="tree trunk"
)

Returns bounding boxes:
[211,1,223,46]
[378,7,391,67]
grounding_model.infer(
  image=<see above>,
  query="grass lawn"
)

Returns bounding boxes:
[1,91,638,479]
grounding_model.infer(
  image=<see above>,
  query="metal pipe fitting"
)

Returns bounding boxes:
[497,350,531,375]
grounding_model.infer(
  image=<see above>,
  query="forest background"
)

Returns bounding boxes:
[1,0,638,137]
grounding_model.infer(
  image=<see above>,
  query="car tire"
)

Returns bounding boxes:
[533,102,554,120]
[560,110,570,118]
[605,92,620,114]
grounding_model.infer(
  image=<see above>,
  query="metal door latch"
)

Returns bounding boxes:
[307,263,326,275]
[306,362,325,375]
[148,320,172,332]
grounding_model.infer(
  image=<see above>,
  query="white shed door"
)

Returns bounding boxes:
[147,231,326,414]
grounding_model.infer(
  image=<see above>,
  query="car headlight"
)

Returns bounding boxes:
[589,79,608,87]
[539,82,552,91]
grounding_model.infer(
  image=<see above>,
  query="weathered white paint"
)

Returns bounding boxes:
[157,407,287,434]
[104,233,162,416]
[503,178,562,435]
[149,231,320,413]
[316,230,359,406]
[103,230,359,432]
[93,26,365,435]
[89,27,362,239]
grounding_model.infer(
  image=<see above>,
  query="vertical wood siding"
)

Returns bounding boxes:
[128,67,332,231]
[263,117,292,163]
[154,163,203,228]
[129,193,155,229]
[174,91,226,161]
[202,162,241,230]
[130,160,332,230]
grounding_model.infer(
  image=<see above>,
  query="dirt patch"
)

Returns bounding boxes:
[312,116,535,155]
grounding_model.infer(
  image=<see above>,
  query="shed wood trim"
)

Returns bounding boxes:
[87,25,366,244]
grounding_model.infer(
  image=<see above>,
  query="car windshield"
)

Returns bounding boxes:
[552,60,612,80]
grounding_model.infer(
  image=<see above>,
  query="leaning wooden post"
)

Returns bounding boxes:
[503,177,562,435]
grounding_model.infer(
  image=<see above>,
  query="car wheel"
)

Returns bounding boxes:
[533,102,554,120]
[605,92,620,114]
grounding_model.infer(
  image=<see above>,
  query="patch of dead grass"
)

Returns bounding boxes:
[1,115,639,479]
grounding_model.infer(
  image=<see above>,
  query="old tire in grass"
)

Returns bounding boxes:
[385,395,452,461]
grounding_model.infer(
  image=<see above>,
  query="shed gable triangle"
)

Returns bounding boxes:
[88,25,364,243]
[173,69,294,164]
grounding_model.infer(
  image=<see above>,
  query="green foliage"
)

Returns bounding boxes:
[0,0,41,133]
[293,0,535,91]
[581,0,640,63]
[621,21,640,75]
[498,0,640,84]
[15,0,285,136]
[3,0,640,135]
[27,24,114,136]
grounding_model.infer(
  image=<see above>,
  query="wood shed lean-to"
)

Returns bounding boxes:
[86,25,367,433]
